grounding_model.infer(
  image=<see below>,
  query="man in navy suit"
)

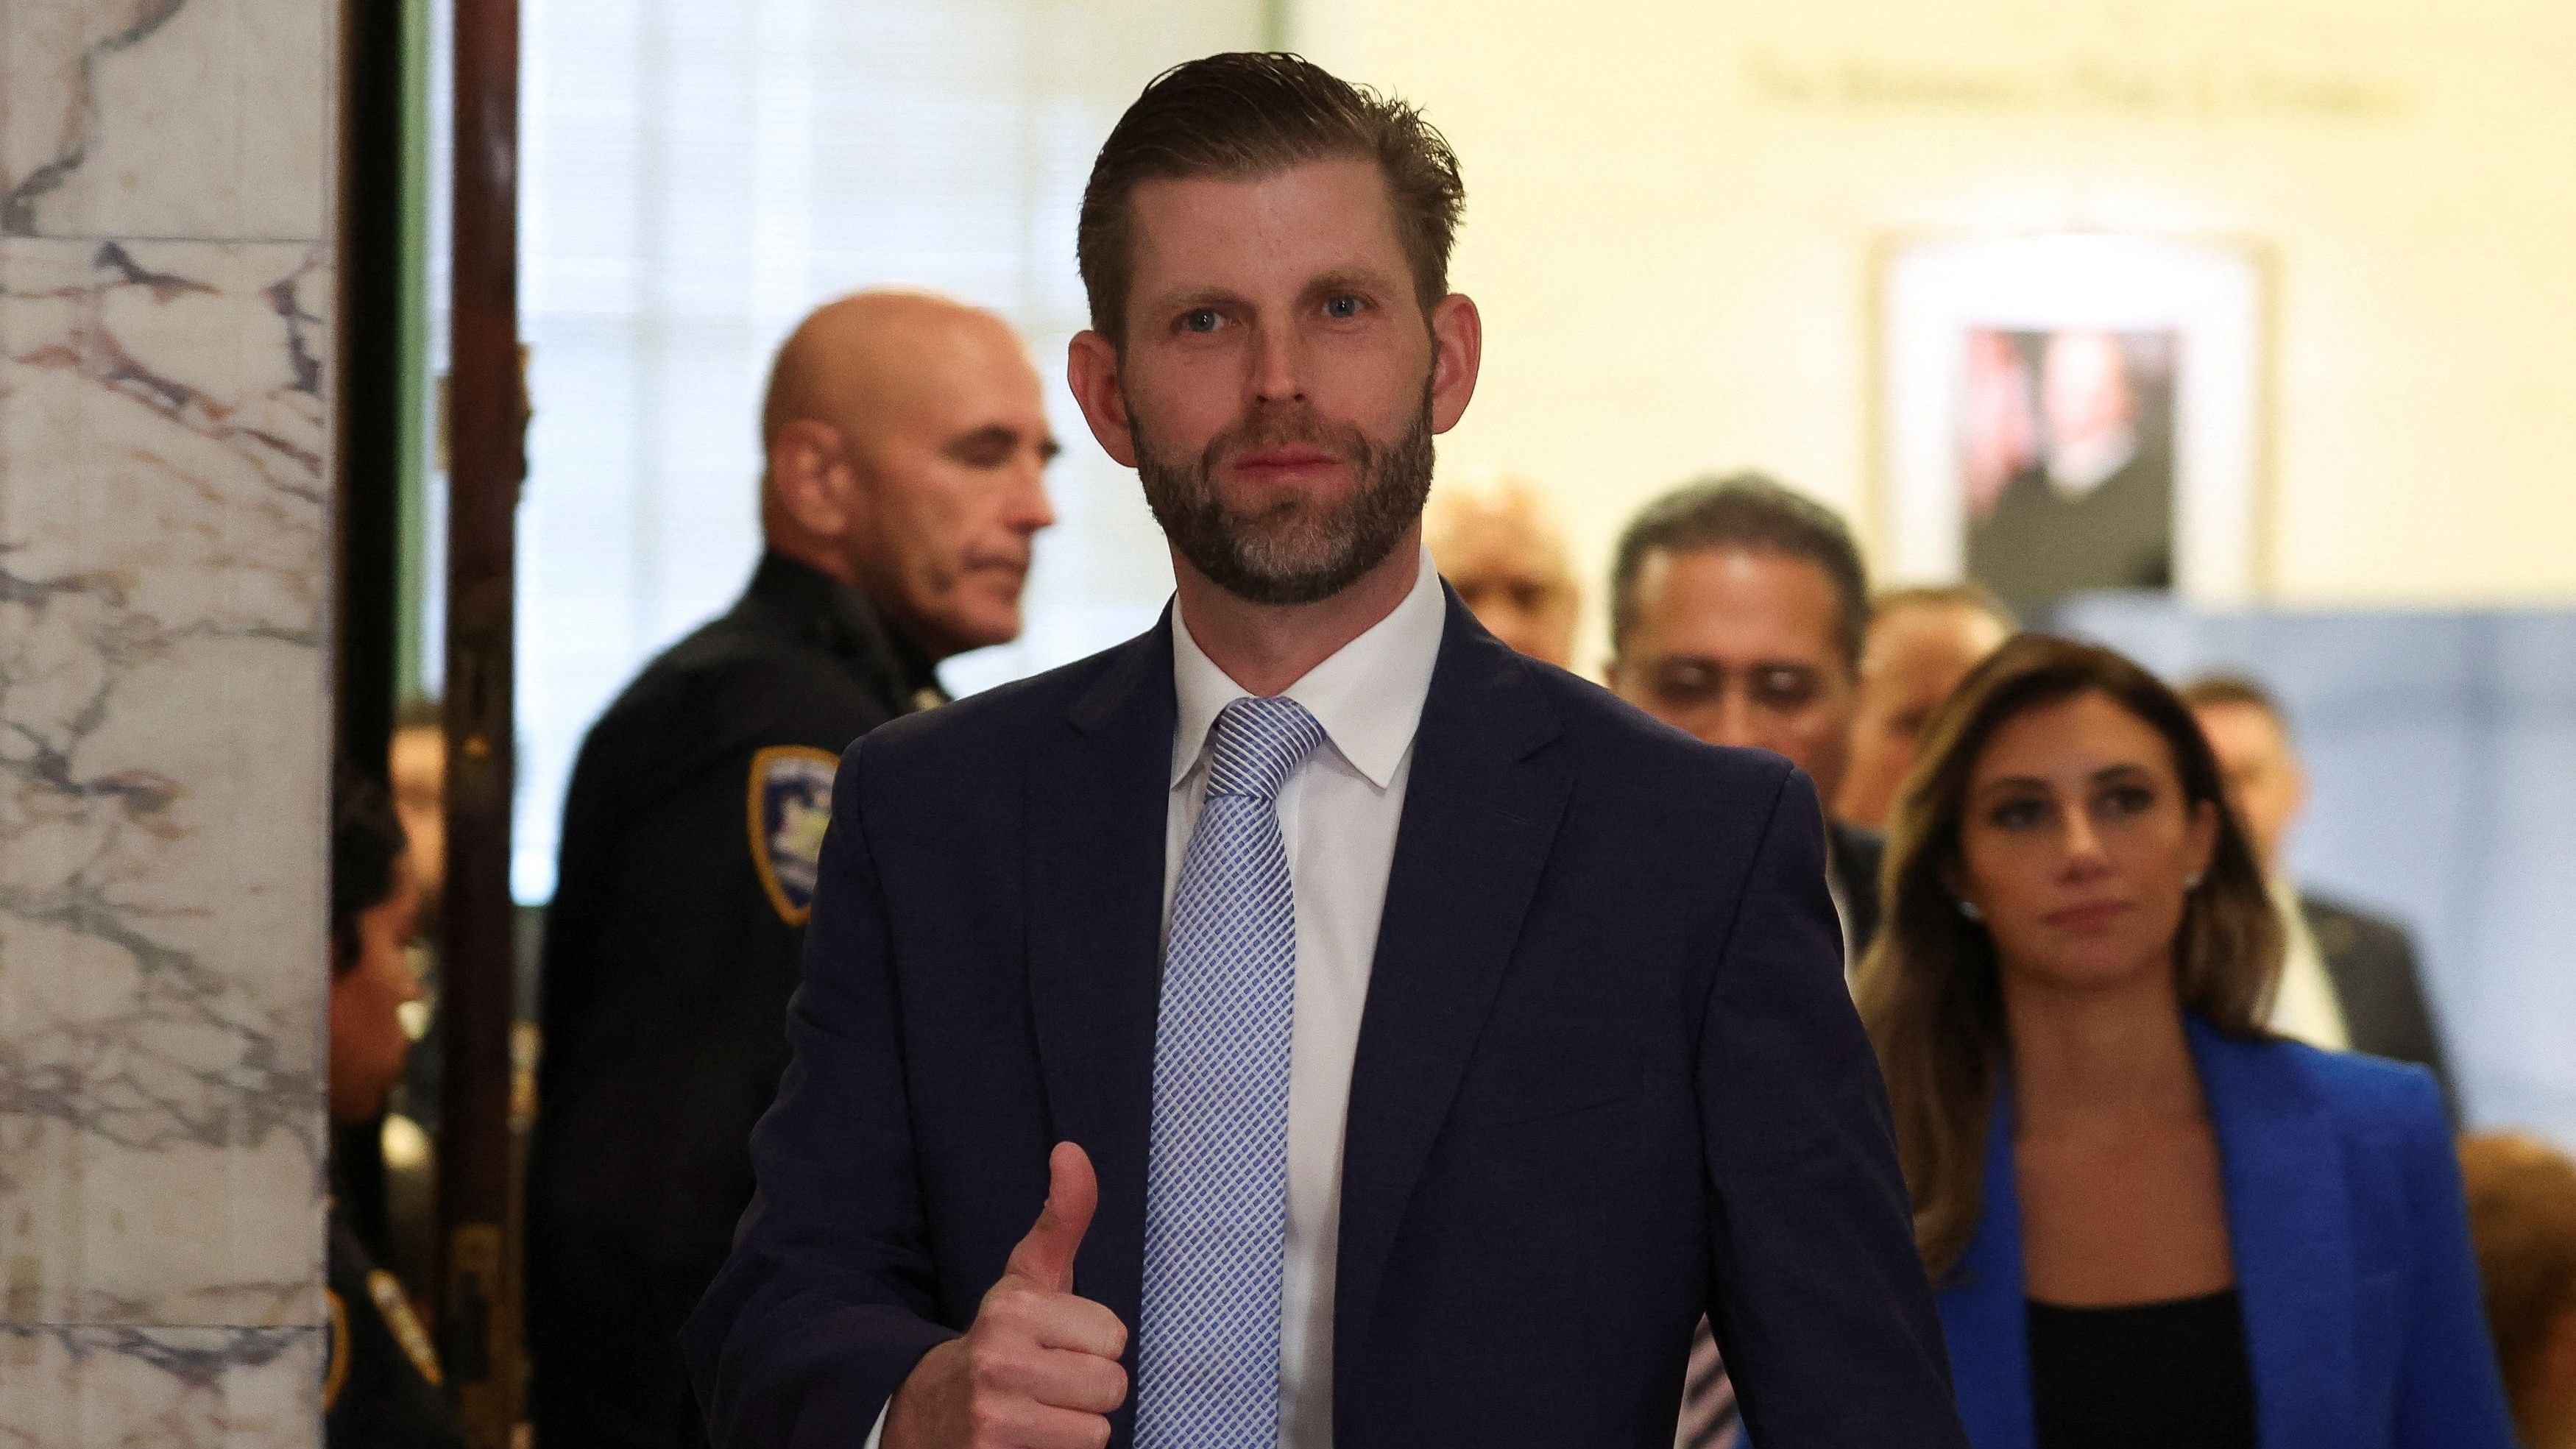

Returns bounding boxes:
[684,53,1965,1449]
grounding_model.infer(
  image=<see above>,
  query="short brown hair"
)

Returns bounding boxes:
[2460,1132,2576,1442]
[2179,671,2285,719]
[1608,472,1869,672]
[1076,52,1465,346]
[1855,634,2281,1279]
[1871,583,2017,635]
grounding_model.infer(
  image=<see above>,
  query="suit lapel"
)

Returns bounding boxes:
[2190,1019,2357,1448]
[1331,598,1571,1401]
[1938,1091,2039,1449]
[1025,620,1176,1361]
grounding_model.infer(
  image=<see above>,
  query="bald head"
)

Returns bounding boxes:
[762,291,1019,453]
[1424,472,1580,668]
[1834,587,2014,829]
[761,291,1058,659]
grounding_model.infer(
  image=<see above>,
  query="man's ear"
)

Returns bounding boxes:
[1426,292,1483,435]
[767,419,858,537]
[1066,330,1136,469]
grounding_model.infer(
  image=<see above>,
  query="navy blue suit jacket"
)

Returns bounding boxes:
[1940,1017,2514,1449]
[684,597,1965,1448]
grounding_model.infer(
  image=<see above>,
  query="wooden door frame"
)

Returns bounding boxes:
[439,0,526,1439]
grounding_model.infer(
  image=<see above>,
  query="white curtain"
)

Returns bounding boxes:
[503,0,1263,899]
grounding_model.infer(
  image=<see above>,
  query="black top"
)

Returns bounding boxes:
[526,551,942,1449]
[327,1201,467,1449]
[2028,1289,2257,1449]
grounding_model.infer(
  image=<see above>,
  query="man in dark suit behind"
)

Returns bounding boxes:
[528,292,1057,1448]
[2185,674,2460,1114]
[1605,474,1889,966]
[684,53,1964,1449]
[1602,474,1900,1445]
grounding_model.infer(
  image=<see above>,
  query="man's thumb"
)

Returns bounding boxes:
[1007,1141,1097,1292]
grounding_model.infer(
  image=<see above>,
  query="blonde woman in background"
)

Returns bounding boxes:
[2460,1133,2576,1447]
[1856,633,2512,1448]
[1423,468,1581,668]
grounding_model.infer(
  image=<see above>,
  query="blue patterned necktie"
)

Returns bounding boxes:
[1135,695,1326,1449]
[1678,1318,1744,1448]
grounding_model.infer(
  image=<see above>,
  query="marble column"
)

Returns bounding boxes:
[1,1,336,1444]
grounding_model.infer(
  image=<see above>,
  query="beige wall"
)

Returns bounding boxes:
[1295,0,2576,663]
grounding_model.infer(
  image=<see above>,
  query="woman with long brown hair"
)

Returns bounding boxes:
[1856,634,2510,1448]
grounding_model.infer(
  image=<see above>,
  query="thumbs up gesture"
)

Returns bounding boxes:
[885,1143,1130,1449]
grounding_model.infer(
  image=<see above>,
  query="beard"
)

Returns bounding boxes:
[1130,379,1435,606]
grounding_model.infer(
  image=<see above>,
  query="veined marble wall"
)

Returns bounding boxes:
[0,1,334,1444]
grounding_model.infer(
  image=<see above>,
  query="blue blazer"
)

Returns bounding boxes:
[1939,1017,2515,1449]
[684,595,1968,1448]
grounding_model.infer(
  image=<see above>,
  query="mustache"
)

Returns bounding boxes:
[1199,405,1374,477]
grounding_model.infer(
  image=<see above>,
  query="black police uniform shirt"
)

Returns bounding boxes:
[525,550,944,1449]
[327,1200,467,1449]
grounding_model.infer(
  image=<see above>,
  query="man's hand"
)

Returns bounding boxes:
[885,1143,1129,1449]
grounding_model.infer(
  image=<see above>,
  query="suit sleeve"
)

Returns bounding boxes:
[1695,767,1969,1448]
[2375,924,2462,1124]
[2391,1071,2517,1449]
[682,739,958,1448]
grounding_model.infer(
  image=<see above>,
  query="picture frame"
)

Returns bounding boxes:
[1875,232,2271,613]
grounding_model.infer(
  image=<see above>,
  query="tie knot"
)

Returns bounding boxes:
[1204,696,1325,802]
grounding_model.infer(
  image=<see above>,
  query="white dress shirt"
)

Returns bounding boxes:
[859,551,1443,1449]
[1162,549,1444,1449]
[2265,876,2352,1050]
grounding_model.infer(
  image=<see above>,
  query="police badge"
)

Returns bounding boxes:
[748,745,840,925]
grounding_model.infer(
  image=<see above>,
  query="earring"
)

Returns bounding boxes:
[2184,871,2204,891]
[1956,898,1984,922]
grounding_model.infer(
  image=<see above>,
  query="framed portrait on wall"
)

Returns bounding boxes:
[1877,233,2269,617]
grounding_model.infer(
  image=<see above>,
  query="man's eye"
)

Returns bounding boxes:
[1654,662,1722,704]
[1323,294,1362,320]
[1181,308,1221,333]
[1750,668,1819,709]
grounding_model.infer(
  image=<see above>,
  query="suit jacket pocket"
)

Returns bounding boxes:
[1453,1038,1644,1130]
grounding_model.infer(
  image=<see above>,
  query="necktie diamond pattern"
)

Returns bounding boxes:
[1678,1317,1744,1449]
[1134,695,1326,1449]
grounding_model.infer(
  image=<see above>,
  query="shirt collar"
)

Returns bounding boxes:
[1169,548,1446,791]
[745,549,947,712]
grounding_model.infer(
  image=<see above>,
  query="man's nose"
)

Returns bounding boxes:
[1249,320,1306,405]
[1707,691,1761,751]
[1007,451,1057,536]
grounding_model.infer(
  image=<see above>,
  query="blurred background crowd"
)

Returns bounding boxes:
[369,1,2576,1442]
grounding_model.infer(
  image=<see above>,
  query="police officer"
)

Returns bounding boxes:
[326,767,464,1449]
[526,291,1058,1449]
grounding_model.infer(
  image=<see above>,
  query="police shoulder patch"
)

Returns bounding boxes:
[749,745,840,926]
